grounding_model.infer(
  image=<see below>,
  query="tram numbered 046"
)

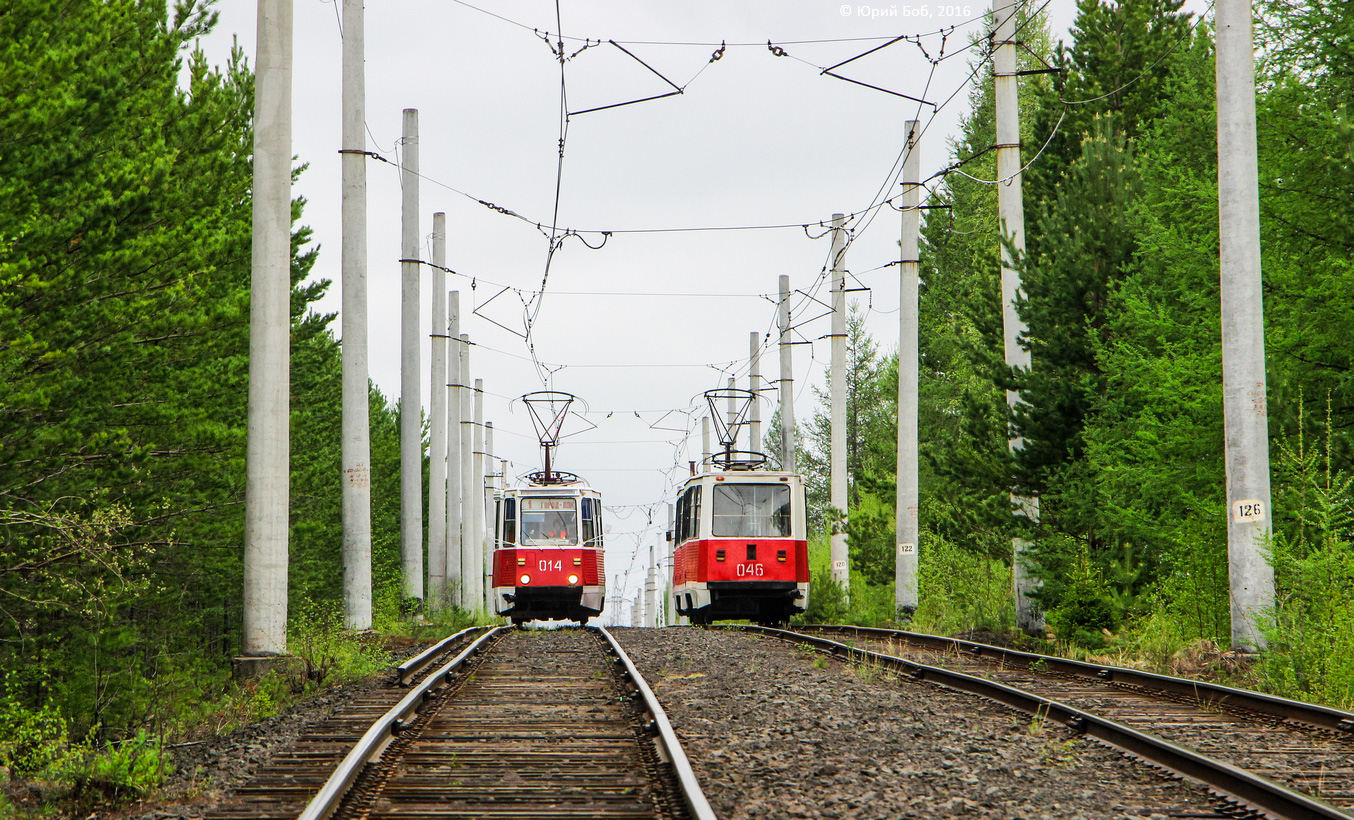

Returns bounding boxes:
[491,475,606,627]
[670,468,809,626]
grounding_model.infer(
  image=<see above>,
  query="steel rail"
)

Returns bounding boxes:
[738,625,1351,820]
[597,626,719,820]
[799,623,1354,733]
[296,626,507,820]
[393,625,487,685]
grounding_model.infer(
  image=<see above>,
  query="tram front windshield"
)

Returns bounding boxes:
[520,497,578,545]
[712,483,791,538]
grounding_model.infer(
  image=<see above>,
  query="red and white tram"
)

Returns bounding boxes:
[491,474,606,626]
[670,467,809,626]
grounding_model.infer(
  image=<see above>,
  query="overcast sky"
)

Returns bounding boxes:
[195,0,1210,616]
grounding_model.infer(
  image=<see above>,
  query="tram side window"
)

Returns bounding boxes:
[502,497,516,545]
[712,484,791,538]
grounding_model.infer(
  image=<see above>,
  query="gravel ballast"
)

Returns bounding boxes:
[612,626,1229,820]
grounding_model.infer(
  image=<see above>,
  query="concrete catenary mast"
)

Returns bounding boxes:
[470,378,485,612]
[666,502,676,626]
[482,420,495,614]
[339,0,371,631]
[993,0,1042,634]
[243,0,292,660]
[446,292,462,607]
[778,275,796,473]
[460,336,478,611]
[895,120,921,614]
[399,108,422,608]
[749,332,761,453]
[828,213,850,594]
[702,416,711,468]
[1216,0,1274,651]
[427,213,448,606]
[646,544,657,628]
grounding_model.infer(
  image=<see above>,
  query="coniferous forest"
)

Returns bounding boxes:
[2,0,1354,811]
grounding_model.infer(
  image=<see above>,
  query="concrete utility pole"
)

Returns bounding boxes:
[483,420,495,614]
[243,0,292,660]
[460,336,477,611]
[399,108,422,609]
[749,333,762,455]
[993,0,1042,634]
[613,574,623,626]
[427,213,448,607]
[339,0,371,632]
[1216,0,1274,652]
[828,213,850,593]
[470,378,485,612]
[896,120,921,614]
[778,275,797,474]
[446,292,462,607]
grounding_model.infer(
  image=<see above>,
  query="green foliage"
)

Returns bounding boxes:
[845,483,896,586]
[289,599,391,689]
[799,532,846,624]
[55,731,169,803]
[1257,409,1354,708]
[1012,120,1144,501]
[1040,538,1115,648]
[0,677,69,776]
[909,531,1016,636]
[0,0,414,780]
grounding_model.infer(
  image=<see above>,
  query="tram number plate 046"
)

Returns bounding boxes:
[1232,499,1265,523]
[736,563,765,578]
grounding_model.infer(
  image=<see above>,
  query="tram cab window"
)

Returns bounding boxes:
[712,484,791,538]
[502,497,516,545]
[581,498,599,546]
[676,485,702,544]
[520,497,577,545]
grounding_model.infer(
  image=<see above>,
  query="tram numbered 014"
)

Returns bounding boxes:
[491,476,606,627]
[670,469,809,627]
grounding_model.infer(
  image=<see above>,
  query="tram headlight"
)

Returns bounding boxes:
[520,574,531,585]
[568,574,579,585]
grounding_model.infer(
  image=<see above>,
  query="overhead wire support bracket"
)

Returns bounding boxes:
[818,34,937,107]
[472,286,529,339]
[568,40,685,117]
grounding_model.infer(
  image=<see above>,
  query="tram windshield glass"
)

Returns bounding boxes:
[520,497,578,545]
[712,483,791,538]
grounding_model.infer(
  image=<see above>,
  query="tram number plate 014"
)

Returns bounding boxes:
[538,559,563,571]
[736,563,765,578]
[1232,499,1265,523]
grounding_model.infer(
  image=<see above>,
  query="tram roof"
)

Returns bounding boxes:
[506,482,599,495]
[680,469,802,486]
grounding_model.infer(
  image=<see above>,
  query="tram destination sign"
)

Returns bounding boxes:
[523,498,574,512]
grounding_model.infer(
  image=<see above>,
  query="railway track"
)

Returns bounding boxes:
[248,626,713,820]
[757,624,1354,820]
[204,627,489,820]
